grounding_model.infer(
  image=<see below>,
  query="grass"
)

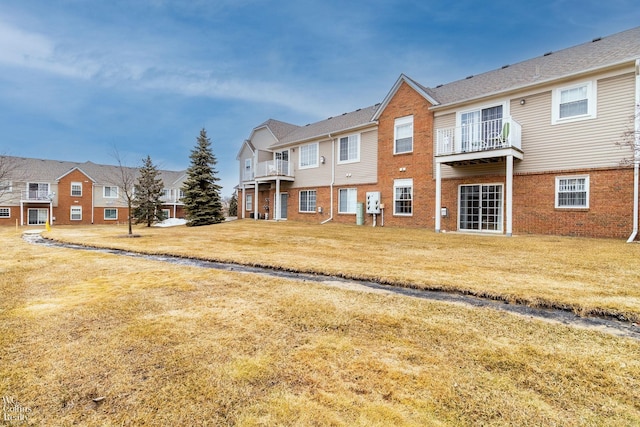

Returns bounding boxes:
[1,222,639,425]
[46,220,640,322]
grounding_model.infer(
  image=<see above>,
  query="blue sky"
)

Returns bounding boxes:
[1,1,639,197]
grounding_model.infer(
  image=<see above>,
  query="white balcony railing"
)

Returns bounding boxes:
[255,160,293,179]
[21,190,52,201]
[436,117,522,156]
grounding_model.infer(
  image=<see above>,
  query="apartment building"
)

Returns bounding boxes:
[0,157,186,226]
[237,26,640,239]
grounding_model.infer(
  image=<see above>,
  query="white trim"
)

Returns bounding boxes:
[393,178,413,216]
[104,208,118,220]
[299,142,319,169]
[457,183,504,233]
[338,188,357,214]
[0,207,10,218]
[394,115,414,154]
[70,206,82,221]
[103,186,118,198]
[337,134,360,164]
[555,175,590,209]
[71,182,83,197]
[299,189,317,213]
[551,80,597,125]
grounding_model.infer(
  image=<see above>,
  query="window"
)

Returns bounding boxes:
[162,209,171,219]
[103,186,118,198]
[394,116,413,154]
[459,105,503,150]
[556,176,589,208]
[28,183,50,200]
[299,143,319,168]
[552,81,596,124]
[244,158,253,180]
[162,189,171,200]
[394,179,413,215]
[459,184,503,231]
[338,188,357,214]
[245,194,253,211]
[338,134,360,163]
[178,189,185,200]
[28,208,48,225]
[0,208,9,218]
[104,208,118,220]
[70,206,82,221]
[299,190,317,213]
[71,182,82,197]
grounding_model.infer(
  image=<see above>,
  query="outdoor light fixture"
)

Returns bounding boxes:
[320,156,326,164]
[520,99,526,105]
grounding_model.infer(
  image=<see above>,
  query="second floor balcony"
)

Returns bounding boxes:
[245,160,294,182]
[436,117,523,165]
[21,190,53,202]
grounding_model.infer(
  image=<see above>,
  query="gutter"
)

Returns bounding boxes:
[321,134,335,224]
[627,58,640,243]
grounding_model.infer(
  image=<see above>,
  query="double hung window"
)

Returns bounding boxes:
[299,190,317,213]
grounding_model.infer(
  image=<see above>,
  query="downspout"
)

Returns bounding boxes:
[627,58,640,243]
[91,182,95,224]
[321,133,335,224]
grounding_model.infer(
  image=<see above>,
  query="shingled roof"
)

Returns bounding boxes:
[428,26,640,108]
[271,104,380,148]
[5,156,185,185]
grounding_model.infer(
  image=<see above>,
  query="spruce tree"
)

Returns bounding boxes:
[182,128,225,226]
[133,155,166,227]
[228,191,238,217]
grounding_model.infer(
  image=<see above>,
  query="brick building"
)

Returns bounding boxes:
[237,26,640,240]
[0,157,186,226]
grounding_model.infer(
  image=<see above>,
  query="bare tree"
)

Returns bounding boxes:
[109,148,138,235]
[617,103,640,166]
[0,154,19,203]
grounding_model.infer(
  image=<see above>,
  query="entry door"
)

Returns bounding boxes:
[279,193,288,220]
[275,150,289,175]
[459,185,503,231]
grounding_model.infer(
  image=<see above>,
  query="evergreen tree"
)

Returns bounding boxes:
[228,191,238,217]
[133,155,166,227]
[182,128,225,226]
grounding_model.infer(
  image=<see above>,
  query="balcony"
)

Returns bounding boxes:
[21,190,53,202]
[436,117,523,165]
[253,160,294,181]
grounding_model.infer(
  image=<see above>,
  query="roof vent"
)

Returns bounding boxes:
[327,117,333,120]
[592,37,602,42]
[435,84,443,88]
[342,112,347,116]
[501,64,510,69]
[543,51,552,56]
[465,75,473,79]
[356,108,361,111]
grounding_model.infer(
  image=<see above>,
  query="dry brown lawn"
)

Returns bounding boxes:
[1,223,639,426]
[47,220,640,322]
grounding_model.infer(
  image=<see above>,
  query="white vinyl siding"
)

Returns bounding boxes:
[556,176,589,208]
[393,179,413,215]
[299,143,319,169]
[104,208,118,220]
[299,190,316,213]
[437,72,634,179]
[394,116,413,154]
[338,134,360,164]
[338,188,357,214]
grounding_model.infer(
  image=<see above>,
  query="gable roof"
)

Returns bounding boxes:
[271,104,380,148]
[371,74,439,121]
[56,166,96,182]
[428,26,640,108]
[4,156,186,187]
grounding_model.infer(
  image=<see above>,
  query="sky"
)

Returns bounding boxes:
[1,1,639,197]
